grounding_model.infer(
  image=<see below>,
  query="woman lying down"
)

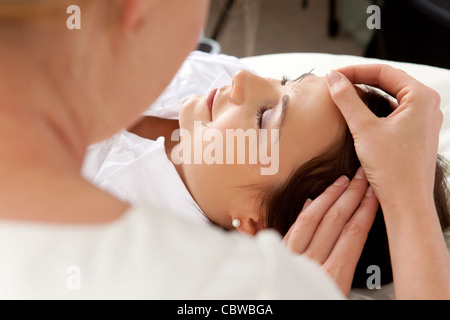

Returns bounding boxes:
[83,66,450,290]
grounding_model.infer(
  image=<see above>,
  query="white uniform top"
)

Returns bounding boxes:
[0,202,344,299]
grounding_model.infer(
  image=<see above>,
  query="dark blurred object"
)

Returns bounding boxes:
[197,37,222,54]
[211,0,340,40]
[352,206,393,288]
[302,0,339,37]
[328,0,339,37]
[211,0,236,40]
[365,0,450,69]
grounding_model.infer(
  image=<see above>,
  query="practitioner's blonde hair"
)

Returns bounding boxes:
[0,0,62,21]
[0,0,88,22]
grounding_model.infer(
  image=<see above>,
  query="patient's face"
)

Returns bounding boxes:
[176,69,345,233]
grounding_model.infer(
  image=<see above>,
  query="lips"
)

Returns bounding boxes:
[206,88,218,115]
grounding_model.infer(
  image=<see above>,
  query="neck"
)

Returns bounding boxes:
[0,47,130,223]
[0,94,86,176]
[0,107,129,223]
[0,109,83,173]
[1,42,91,166]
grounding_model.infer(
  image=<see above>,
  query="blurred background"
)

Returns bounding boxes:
[199,0,450,69]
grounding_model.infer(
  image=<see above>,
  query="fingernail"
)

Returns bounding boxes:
[334,175,349,186]
[365,186,375,197]
[354,167,366,180]
[326,70,342,87]
[301,198,313,211]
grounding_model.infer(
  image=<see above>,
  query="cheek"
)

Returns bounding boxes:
[213,108,252,133]
[181,160,248,223]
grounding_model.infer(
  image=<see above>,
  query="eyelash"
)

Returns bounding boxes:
[281,69,315,86]
[256,106,269,128]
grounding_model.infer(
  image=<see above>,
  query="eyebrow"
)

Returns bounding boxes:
[278,70,315,131]
[278,95,290,132]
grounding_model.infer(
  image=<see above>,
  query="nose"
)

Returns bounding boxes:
[230,70,279,107]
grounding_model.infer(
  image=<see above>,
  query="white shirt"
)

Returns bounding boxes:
[84,131,208,225]
[0,202,344,299]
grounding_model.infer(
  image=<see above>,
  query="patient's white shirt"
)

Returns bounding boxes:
[83,131,208,225]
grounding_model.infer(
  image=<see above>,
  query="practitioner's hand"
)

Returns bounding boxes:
[283,169,379,296]
[326,64,443,209]
[326,65,450,299]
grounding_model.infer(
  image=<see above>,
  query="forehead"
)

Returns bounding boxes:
[277,75,345,172]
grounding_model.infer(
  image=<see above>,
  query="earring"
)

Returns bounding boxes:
[232,219,241,228]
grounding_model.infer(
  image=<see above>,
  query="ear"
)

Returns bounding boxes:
[233,216,264,236]
[117,0,144,31]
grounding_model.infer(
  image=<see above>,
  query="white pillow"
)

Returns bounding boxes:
[240,53,450,159]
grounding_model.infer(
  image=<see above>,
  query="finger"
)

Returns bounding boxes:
[336,64,424,102]
[283,198,312,244]
[326,70,377,133]
[323,186,379,296]
[285,175,350,254]
[303,167,368,264]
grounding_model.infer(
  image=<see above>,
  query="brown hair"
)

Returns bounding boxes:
[260,87,450,287]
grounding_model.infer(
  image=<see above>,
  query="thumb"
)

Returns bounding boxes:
[326,70,376,132]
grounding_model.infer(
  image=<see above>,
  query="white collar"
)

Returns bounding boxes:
[99,135,210,226]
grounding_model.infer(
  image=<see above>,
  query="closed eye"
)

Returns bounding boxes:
[256,106,269,128]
